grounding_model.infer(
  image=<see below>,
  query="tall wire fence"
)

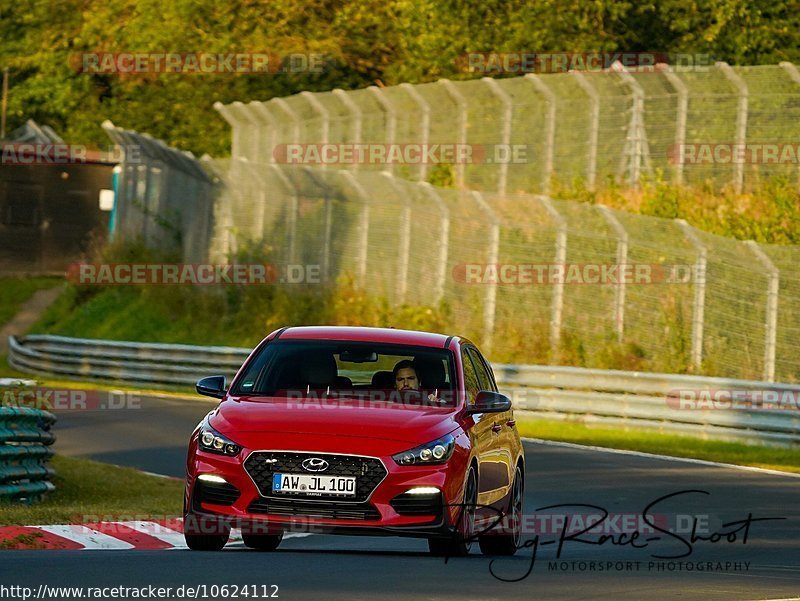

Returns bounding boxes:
[214,62,800,195]
[204,160,800,384]
[106,63,800,383]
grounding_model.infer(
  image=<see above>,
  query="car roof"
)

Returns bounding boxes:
[270,326,455,349]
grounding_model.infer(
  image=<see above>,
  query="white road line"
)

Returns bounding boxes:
[36,525,135,550]
[522,437,800,479]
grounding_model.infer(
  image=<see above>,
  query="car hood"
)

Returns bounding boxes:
[209,396,459,445]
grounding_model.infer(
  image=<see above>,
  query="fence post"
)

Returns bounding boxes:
[596,205,628,340]
[438,79,468,189]
[420,182,450,305]
[778,62,800,191]
[481,77,512,196]
[471,191,499,352]
[400,83,431,182]
[524,74,556,195]
[745,240,779,382]
[611,61,652,186]
[381,172,411,303]
[301,91,329,170]
[268,165,299,264]
[570,72,599,189]
[270,98,301,145]
[249,102,279,163]
[229,102,263,162]
[538,196,566,352]
[340,171,371,287]
[368,86,397,176]
[676,219,707,371]
[717,62,748,194]
[659,64,689,186]
[213,101,246,161]
[333,89,362,172]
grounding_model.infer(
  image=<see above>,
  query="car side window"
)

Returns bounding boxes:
[461,348,481,405]
[472,348,498,392]
[466,347,493,392]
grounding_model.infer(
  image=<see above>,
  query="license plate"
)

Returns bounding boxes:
[272,473,356,497]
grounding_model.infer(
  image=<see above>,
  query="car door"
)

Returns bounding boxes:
[464,346,511,506]
[470,347,515,497]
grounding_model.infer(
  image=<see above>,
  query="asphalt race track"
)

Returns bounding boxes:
[2,394,798,600]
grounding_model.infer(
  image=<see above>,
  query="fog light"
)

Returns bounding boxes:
[405,486,440,495]
[197,474,227,484]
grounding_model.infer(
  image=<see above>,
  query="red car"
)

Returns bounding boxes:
[184,326,524,556]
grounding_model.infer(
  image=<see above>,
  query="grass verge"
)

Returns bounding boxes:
[0,276,63,328]
[0,455,183,527]
[517,417,800,474]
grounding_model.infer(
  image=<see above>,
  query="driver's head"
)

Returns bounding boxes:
[393,359,419,391]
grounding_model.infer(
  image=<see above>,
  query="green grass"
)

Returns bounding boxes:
[0,455,183,527]
[517,416,800,474]
[0,276,63,328]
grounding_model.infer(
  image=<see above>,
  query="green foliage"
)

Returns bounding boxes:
[0,276,62,327]
[2,0,799,155]
[552,176,800,245]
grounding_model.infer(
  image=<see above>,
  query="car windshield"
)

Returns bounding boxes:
[232,340,457,406]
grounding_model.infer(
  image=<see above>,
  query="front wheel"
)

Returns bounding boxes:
[183,513,231,551]
[479,465,523,556]
[428,466,477,557]
[242,532,283,551]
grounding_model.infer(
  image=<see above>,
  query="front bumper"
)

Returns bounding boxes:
[186,445,468,536]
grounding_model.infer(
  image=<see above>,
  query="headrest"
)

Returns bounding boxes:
[300,353,337,386]
[371,370,394,388]
[414,359,446,389]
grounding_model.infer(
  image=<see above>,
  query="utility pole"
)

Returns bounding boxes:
[1,68,8,139]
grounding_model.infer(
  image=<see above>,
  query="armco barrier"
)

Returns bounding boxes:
[0,403,56,501]
[8,335,800,447]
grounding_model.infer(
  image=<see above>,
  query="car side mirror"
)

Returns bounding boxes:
[196,375,227,399]
[467,390,512,415]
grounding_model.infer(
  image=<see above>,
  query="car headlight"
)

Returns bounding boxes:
[198,421,241,457]
[393,433,455,466]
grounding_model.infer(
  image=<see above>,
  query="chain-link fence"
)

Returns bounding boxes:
[102,121,217,262]
[216,62,800,194]
[204,159,800,384]
[104,63,800,383]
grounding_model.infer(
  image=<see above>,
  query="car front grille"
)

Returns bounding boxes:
[247,497,381,521]
[244,451,387,503]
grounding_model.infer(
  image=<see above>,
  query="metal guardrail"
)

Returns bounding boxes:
[8,335,800,447]
[0,403,56,501]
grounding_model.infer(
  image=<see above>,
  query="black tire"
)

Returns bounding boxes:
[242,532,283,551]
[479,465,523,556]
[428,466,477,557]
[183,515,230,551]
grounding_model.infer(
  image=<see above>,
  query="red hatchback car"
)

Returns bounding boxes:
[184,326,524,556]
